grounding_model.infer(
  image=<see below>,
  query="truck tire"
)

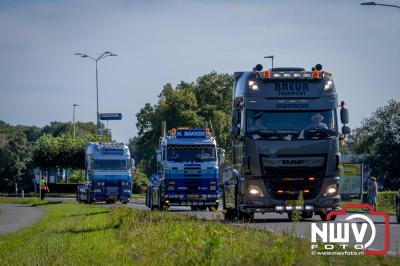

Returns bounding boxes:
[234,185,253,223]
[150,196,156,211]
[301,211,313,219]
[223,191,235,221]
[320,213,336,221]
[157,190,164,211]
[86,190,92,204]
[396,202,400,223]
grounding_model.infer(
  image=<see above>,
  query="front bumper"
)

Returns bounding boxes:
[91,189,131,201]
[239,176,340,213]
[163,192,220,206]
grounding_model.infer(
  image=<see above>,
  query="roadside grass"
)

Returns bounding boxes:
[0,198,398,265]
[341,199,396,214]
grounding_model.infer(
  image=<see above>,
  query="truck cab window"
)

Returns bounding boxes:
[246,110,337,133]
[167,145,216,162]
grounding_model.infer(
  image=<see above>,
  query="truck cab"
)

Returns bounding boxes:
[222,64,350,221]
[76,142,134,204]
[146,128,220,210]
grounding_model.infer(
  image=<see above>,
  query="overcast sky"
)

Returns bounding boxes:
[0,0,399,142]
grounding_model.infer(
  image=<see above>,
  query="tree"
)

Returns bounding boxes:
[131,72,233,176]
[32,134,86,171]
[349,99,400,189]
[4,131,33,193]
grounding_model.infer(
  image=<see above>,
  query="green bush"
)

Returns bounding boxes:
[377,191,397,209]
[132,171,149,194]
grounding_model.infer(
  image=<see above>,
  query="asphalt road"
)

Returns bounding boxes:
[0,203,44,235]
[127,202,400,256]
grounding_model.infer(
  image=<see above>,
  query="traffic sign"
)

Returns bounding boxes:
[99,113,122,120]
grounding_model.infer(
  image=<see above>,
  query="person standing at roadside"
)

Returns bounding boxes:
[40,176,49,200]
[368,176,378,210]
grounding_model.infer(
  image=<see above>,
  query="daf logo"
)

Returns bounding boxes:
[282,159,305,165]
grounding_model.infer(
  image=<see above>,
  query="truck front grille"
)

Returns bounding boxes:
[264,177,322,200]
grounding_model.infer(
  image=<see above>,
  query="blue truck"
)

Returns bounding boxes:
[146,128,221,211]
[76,142,134,204]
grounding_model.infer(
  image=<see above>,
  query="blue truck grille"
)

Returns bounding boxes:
[106,186,119,195]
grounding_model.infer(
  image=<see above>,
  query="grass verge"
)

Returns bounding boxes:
[0,198,398,265]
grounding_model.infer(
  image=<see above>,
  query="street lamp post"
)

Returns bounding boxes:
[74,51,117,141]
[73,104,79,139]
[361,2,400,9]
[264,55,274,69]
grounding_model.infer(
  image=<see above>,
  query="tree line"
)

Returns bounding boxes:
[0,121,104,192]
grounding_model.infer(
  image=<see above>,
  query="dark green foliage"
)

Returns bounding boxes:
[132,171,149,194]
[349,99,400,190]
[0,131,33,192]
[130,72,233,176]
[32,134,86,170]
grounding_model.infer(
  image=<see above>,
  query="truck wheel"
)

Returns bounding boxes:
[122,200,128,204]
[320,213,336,221]
[234,185,253,222]
[396,202,400,223]
[198,206,207,211]
[301,211,313,219]
[86,191,92,204]
[191,206,198,211]
[223,191,235,221]
[157,193,164,211]
[238,212,254,222]
[150,197,156,211]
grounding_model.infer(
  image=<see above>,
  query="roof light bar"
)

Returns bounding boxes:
[259,71,318,80]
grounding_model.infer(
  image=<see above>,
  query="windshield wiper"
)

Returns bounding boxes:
[304,128,337,138]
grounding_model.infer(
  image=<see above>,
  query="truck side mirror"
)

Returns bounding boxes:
[231,127,240,137]
[341,125,351,135]
[156,149,162,162]
[131,158,135,168]
[232,109,240,125]
[340,107,349,124]
[218,149,225,164]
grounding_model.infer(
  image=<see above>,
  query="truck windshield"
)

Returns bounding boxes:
[246,110,337,133]
[94,160,129,170]
[167,145,216,162]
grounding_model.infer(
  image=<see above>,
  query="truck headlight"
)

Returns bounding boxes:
[248,185,264,197]
[248,80,259,91]
[326,184,337,195]
[324,77,333,91]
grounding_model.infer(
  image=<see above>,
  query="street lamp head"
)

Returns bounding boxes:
[264,55,274,59]
[109,53,118,56]
[361,2,376,5]
[73,104,80,107]
[104,51,111,54]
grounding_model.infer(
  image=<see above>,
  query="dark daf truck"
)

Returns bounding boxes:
[222,64,351,221]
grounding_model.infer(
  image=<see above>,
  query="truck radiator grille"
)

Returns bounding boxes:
[264,177,322,200]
